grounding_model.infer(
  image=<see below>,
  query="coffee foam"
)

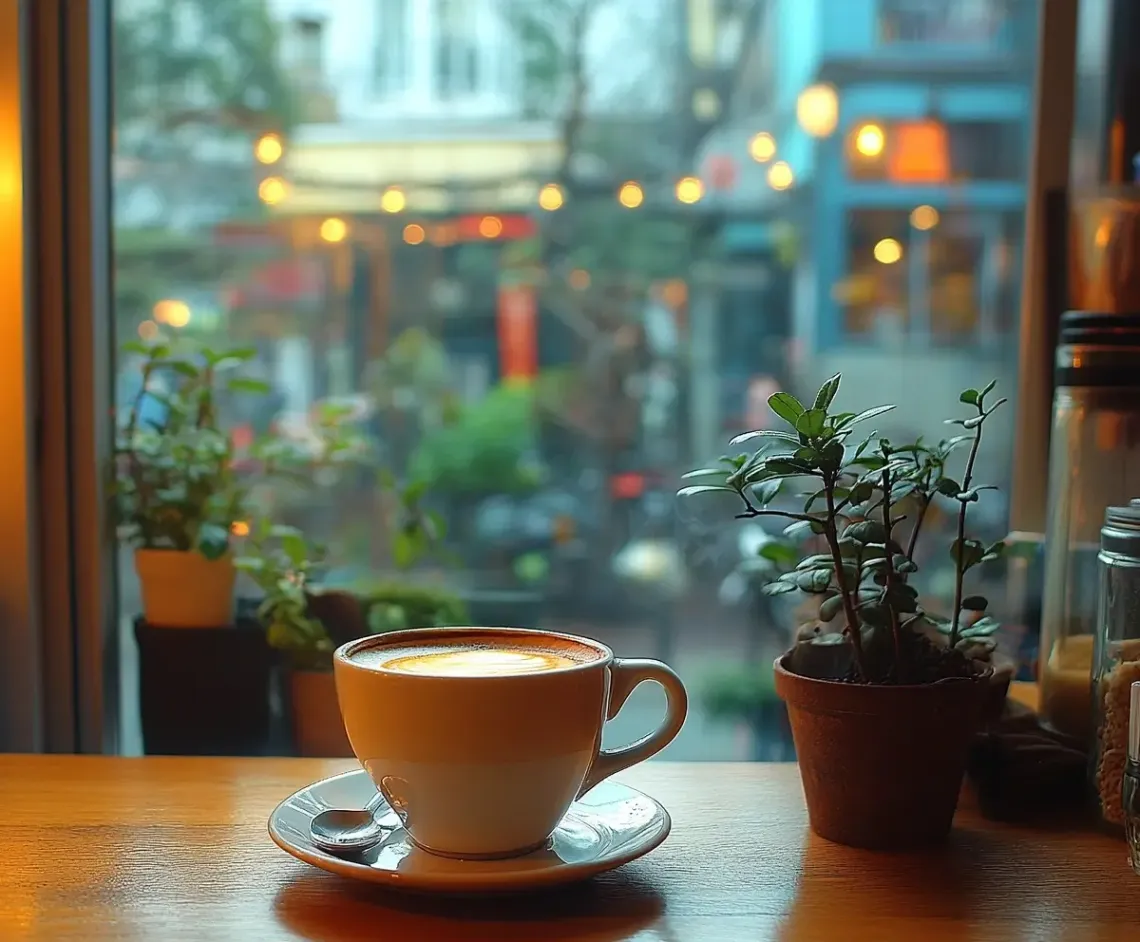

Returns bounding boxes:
[349,635,600,677]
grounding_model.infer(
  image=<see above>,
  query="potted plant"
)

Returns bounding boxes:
[237,476,464,757]
[114,339,269,627]
[236,522,353,757]
[680,374,1005,849]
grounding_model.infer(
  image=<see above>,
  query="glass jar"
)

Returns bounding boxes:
[1040,313,1140,743]
[1092,503,1140,830]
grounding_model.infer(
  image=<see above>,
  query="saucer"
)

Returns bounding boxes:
[268,768,671,893]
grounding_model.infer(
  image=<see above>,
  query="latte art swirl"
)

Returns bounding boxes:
[380,648,578,676]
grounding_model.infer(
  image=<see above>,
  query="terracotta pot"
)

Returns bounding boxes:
[774,653,988,849]
[289,669,353,758]
[134,549,235,628]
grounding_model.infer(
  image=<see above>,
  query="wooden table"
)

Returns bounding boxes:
[2,755,1137,941]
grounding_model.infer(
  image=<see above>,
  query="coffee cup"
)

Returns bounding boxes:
[333,626,687,859]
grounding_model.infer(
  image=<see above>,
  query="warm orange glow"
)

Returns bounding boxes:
[1095,218,1112,247]
[767,161,794,191]
[403,223,426,245]
[854,123,886,157]
[910,205,940,230]
[137,319,159,340]
[432,223,457,246]
[230,520,250,537]
[568,269,591,290]
[258,176,288,205]
[874,238,903,264]
[660,279,688,308]
[254,133,284,165]
[319,217,349,243]
[381,187,406,213]
[153,299,191,328]
[888,121,949,183]
[797,84,839,137]
[749,132,776,163]
[618,181,644,208]
[479,215,504,238]
[675,176,704,204]
[538,183,564,211]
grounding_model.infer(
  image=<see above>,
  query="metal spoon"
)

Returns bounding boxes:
[310,790,398,855]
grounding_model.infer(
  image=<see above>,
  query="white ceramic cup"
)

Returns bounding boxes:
[333,626,688,859]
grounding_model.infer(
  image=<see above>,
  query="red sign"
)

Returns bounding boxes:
[704,154,738,190]
[456,214,537,242]
[497,284,538,382]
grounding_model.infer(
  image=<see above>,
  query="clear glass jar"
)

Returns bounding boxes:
[1040,313,1140,743]
[1092,504,1140,829]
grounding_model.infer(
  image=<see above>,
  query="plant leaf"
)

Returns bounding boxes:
[677,485,735,498]
[761,580,799,596]
[795,409,827,438]
[681,468,729,480]
[752,478,782,506]
[936,478,961,497]
[813,374,841,411]
[228,377,272,395]
[846,405,896,426]
[767,392,805,426]
[818,594,844,622]
[961,595,988,611]
[959,389,979,406]
[950,538,986,570]
[728,429,802,447]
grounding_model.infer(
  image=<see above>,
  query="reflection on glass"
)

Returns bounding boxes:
[111,0,1039,760]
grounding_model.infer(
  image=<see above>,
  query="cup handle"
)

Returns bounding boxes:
[577,658,688,798]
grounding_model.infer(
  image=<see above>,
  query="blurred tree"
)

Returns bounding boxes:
[113,0,296,341]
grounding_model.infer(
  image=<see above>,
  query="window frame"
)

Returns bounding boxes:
[5,0,1079,752]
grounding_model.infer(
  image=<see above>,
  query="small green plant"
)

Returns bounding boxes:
[114,339,270,559]
[680,374,1006,685]
[236,522,335,670]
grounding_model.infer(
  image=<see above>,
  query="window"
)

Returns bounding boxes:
[101,0,1042,761]
[374,0,409,95]
[847,118,1025,182]
[840,208,1018,349]
[435,0,479,100]
[290,16,325,82]
[879,0,1010,45]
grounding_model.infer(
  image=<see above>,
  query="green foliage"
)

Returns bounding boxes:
[235,521,334,670]
[701,664,780,721]
[114,0,296,134]
[513,551,551,585]
[680,374,1007,685]
[362,583,470,634]
[377,467,451,571]
[410,384,544,496]
[113,339,263,558]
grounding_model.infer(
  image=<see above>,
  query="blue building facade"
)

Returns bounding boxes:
[705,0,1037,364]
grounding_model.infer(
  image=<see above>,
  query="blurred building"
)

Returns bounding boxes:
[689,0,1037,483]
[264,0,685,406]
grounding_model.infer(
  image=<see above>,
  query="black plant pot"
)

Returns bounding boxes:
[134,616,275,756]
[461,588,546,629]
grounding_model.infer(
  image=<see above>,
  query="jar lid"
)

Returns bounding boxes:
[1131,681,1140,763]
[1056,312,1140,387]
[1060,311,1140,343]
[1103,500,1140,556]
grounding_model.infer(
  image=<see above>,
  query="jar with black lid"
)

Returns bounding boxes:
[1040,312,1140,744]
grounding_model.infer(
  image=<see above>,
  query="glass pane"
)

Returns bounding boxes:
[111,0,1041,759]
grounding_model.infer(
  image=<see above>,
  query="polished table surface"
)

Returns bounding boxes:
[2,754,1138,941]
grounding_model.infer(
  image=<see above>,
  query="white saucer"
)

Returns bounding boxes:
[268,768,671,893]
